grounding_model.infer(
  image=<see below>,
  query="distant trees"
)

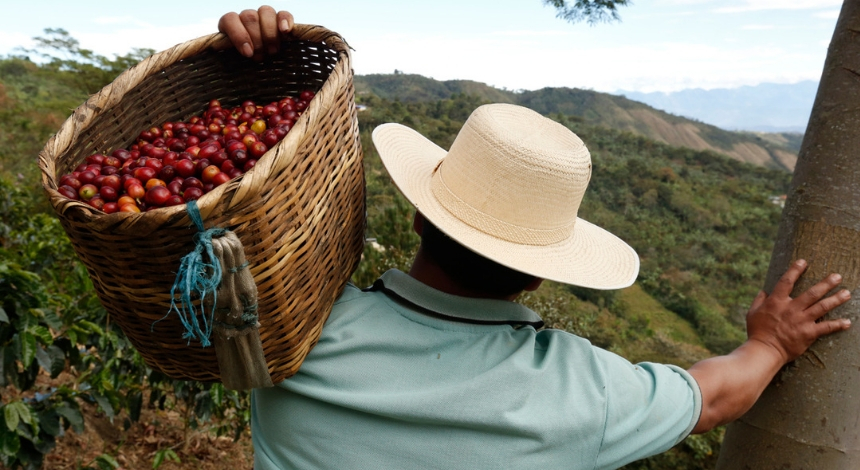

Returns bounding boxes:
[544,0,630,25]
[17,28,153,95]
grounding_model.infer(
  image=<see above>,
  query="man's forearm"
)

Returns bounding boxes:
[687,339,784,434]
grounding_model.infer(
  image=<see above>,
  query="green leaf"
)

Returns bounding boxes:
[3,402,30,435]
[0,348,6,388]
[92,393,114,419]
[128,392,143,423]
[47,345,65,378]
[35,346,51,374]
[0,430,20,457]
[76,320,104,335]
[11,402,31,428]
[30,324,53,346]
[40,309,63,330]
[14,418,34,440]
[56,404,84,433]
[152,448,180,469]
[95,453,119,470]
[151,449,165,469]
[211,383,223,405]
[3,405,19,433]
[166,448,180,463]
[17,332,37,368]
[0,307,8,324]
[37,409,61,437]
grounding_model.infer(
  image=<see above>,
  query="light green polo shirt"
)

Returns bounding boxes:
[252,269,702,470]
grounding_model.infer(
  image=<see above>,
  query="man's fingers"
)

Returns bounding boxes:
[217,7,295,58]
[804,288,851,320]
[238,9,264,56]
[218,12,254,57]
[278,10,295,33]
[812,318,852,339]
[795,273,843,309]
[258,6,280,54]
[772,259,808,298]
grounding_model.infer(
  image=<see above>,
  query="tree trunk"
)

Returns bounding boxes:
[716,1,860,468]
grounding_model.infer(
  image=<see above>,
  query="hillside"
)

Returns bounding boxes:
[356,74,800,171]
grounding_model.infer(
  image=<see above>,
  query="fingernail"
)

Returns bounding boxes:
[796,259,807,267]
[843,319,852,327]
[830,273,843,283]
[280,19,290,32]
[241,43,253,58]
[840,289,851,299]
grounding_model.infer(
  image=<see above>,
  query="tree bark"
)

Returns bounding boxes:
[716,1,860,468]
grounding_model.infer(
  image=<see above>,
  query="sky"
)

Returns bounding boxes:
[0,0,842,93]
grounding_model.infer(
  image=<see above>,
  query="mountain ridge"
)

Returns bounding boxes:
[621,81,817,133]
[355,73,802,171]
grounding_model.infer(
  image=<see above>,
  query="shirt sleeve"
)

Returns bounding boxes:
[592,348,703,470]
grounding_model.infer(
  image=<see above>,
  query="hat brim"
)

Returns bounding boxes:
[372,123,640,290]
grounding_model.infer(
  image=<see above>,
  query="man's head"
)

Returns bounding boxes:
[415,212,540,298]
[372,103,640,291]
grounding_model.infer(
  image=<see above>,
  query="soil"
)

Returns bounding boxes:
[43,400,255,470]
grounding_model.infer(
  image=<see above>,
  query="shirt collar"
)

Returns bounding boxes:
[373,269,544,328]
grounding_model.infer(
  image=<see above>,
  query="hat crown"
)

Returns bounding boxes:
[433,104,591,245]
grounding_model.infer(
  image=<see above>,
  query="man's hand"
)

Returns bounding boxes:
[747,259,851,364]
[218,6,295,60]
[688,259,851,433]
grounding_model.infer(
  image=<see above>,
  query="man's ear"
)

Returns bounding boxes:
[525,278,543,292]
[413,211,425,236]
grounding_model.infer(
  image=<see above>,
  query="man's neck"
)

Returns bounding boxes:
[407,248,521,301]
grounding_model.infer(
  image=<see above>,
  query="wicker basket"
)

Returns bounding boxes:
[38,26,366,384]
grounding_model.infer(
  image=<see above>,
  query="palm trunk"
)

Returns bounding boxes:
[716,1,860,467]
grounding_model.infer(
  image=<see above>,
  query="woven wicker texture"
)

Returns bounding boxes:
[38,26,366,383]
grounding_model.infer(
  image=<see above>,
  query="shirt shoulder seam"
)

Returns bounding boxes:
[593,352,610,470]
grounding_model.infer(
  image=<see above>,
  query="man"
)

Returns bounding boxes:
[219,7,852,469]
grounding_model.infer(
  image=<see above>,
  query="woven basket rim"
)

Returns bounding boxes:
[38,24,353,234]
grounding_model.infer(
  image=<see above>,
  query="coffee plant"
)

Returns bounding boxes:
[0,176,250,469]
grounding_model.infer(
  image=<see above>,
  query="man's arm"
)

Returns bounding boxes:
[688,259,851,433]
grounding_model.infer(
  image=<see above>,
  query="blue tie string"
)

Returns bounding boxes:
[154,200,226,347]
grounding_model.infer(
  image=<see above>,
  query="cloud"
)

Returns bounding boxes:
[716,0,842,13]
[489,30,573,38]
[814,9,840,19]
[93,16,136,25]
[92,16,161,30]
[351,31,825,93]
[655,0,714,5]
[68,17,216,58]
[0,31,34,55]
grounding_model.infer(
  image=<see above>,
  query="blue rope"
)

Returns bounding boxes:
[154,201,226,347]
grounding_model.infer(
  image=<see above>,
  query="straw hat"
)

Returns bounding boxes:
[371,103,639,289]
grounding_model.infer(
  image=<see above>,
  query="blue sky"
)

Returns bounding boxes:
[0,1,842,93]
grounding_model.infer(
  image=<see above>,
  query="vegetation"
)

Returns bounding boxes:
[1,30,793,469]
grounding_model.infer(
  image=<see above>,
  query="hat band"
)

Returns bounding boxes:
[430,166,574,246]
